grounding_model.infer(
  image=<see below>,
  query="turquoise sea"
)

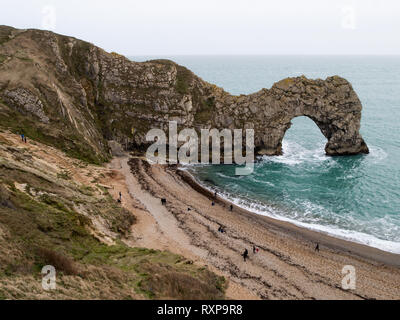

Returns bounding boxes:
[132,55,400,254]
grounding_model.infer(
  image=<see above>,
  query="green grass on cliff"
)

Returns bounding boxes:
[149,60,194,95]
[0,107,108,165]
[175,65,193,95]
[0,145,226,300]
[194,96,215,124]
[58,38,92,78]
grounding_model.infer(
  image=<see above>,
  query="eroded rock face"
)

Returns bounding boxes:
[0,26,369,161]
[3,88,49,124]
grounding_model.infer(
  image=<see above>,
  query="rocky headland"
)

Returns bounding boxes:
[0,25,368,163]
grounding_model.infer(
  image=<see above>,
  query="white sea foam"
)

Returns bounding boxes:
[184,170,400,254]
[261,140,330,166]
[225,191,400,254]
[216,172,234,179]
[368,145,388,163]
[181,140,400,254]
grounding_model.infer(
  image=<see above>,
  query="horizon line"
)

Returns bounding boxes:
[126,53,400,57]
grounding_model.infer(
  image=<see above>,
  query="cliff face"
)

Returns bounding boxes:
[0,26,368,162]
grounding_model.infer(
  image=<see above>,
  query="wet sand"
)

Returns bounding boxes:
[112,156,400,300]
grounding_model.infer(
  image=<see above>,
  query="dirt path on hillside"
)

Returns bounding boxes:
[107,156,258,300]
[0,132,256,299]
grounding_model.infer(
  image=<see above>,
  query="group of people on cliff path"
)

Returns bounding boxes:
[20,133,27,143]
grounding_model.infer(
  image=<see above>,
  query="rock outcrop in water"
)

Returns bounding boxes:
[0,26,368,163]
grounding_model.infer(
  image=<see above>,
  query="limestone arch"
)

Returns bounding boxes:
[256,110,369,157]
[252,76,370,156]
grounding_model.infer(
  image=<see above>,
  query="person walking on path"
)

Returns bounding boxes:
[242,249,249,262]
[21,134,24,142]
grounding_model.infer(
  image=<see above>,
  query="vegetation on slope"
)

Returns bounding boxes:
[0,131,226,300]
[0,103,108,165]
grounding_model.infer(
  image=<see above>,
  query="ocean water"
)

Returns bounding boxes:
[131,55,400,254]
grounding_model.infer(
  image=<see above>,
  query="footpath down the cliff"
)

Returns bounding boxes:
[0,130,226,299]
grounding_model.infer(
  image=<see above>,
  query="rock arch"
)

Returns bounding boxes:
[215,76,370,156]
[0,26,369,159]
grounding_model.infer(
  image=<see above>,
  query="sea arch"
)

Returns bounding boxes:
[246,76,370,156]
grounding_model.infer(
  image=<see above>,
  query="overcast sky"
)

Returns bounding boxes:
[1,0,399,55]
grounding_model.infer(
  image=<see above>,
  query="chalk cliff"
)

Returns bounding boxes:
[0,26,368,163]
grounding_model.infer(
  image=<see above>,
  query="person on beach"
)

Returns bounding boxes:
[315,243,320,252]
[212,201,215,206]
[242,249,249,262]
[214,192,218,199]
[253,246,259,254]
[230,204,233,212]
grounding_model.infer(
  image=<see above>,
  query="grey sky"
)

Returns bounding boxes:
[1,0,399,55]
